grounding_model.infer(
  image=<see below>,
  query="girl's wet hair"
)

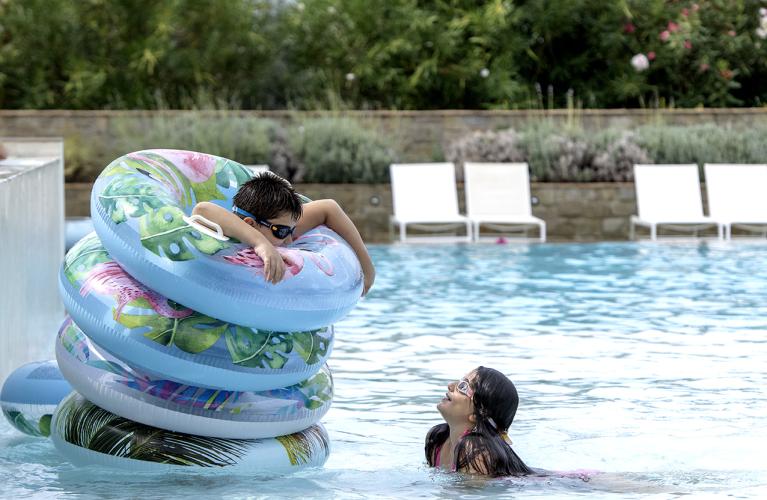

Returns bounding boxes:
[233,172,303,220]
[425,366,533,476]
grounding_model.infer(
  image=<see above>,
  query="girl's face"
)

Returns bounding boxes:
[437,370,477,425]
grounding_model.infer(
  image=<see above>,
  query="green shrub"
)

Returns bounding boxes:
[445,129,525,181]
[591,130,651,181]
[289,118,397,183]
[112,112,297,177]
[635,123,767,165]
[444,122,767,182]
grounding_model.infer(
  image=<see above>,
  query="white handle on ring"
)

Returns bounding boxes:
[183,214,230,242]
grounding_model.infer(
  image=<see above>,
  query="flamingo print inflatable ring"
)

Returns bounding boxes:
[89,149,363,332]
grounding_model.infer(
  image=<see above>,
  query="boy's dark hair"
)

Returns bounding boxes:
[233,172,303,220]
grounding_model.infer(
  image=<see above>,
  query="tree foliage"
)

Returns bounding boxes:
[1,0,767,109]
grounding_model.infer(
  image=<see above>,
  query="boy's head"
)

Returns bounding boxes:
[232,172,303,244]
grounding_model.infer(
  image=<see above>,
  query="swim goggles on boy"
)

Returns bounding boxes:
[232,205,296,239]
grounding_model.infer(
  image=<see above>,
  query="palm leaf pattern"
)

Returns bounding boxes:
[97,150,255,261]
[264,367,334,413]
[98,175,172,224]
[139,205,229,261]
[55,393,257,467]
[63,233,110,285]
[2,408,47,437]
[275,425,330,466]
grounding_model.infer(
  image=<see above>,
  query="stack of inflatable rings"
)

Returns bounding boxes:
[53,149,363,472]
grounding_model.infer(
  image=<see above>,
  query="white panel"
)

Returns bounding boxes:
[0,139,65,382]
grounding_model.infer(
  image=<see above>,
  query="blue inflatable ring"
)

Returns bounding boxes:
[56,319,333,439]
[1,360,71,437]
[60,233,334,391]
[90,149,362,331]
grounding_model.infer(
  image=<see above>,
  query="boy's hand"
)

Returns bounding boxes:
[254,242,286,284]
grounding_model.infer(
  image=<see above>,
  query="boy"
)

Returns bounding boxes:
[192,172,375,295]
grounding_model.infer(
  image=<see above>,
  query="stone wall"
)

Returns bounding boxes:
[67,181,718,242]
[4,108,767,162]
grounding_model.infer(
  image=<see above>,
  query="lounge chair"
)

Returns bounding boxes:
[630,164,722,240]
[704,163,767,240]
[389,163,471,243]
[463,162,546,242]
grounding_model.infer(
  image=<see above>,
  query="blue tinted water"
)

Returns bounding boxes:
[2,241,767,499]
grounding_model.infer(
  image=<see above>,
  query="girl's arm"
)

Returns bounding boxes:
[296,199,375,295]
[192,202,286,283]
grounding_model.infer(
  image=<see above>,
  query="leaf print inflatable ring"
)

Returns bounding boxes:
[52,392,330,472]
[55,319,333,439]
[60,234,334,392]
[1,361,71,437]
[89,149,363,332]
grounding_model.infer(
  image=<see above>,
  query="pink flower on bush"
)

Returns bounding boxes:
[727,30,736,37]
[624,22,636,34]
[660,30,671,42]
[668,21,679,33]
[699,63,710,72]
[684,39,692,49]
[647,51,656,61]
[681,8,689,17]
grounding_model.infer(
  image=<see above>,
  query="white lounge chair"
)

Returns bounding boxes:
[630,164,722,240]
[390,163,471,243]
[463,162,546,242]
[704,163,767,240]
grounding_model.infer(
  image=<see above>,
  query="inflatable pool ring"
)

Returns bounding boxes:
[90,149,362,331]
[60,233,333,391]
[52,392,330,472]
[1,360,72,437]
[56,319,333,439]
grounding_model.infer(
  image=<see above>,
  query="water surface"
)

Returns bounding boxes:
[2,241,767,498]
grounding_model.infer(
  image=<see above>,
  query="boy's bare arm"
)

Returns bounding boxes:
[296,200,376,295]
[191,202,286,283]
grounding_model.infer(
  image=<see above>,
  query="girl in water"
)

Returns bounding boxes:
[425,366,533,477]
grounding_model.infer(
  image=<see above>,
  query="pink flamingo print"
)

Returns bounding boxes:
[224,247,305,279]
[293,232,338,276]
[80,262,193,320]
[224,244,335,279]
[155,150,216,183]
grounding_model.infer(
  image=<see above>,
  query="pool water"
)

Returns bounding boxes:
[2,241,767,499]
